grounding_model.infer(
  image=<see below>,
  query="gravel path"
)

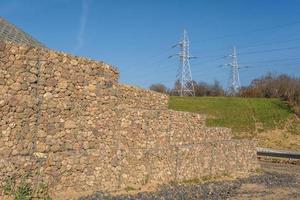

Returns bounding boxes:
[79,161,300,200]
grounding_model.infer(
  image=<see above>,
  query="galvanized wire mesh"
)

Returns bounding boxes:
[0,17,45,48]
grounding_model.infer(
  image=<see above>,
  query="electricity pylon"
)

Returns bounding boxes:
[169,30,196,96]
[226,46,241,95]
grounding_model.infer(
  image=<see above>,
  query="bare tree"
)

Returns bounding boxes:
[239,73,300,115]
[149,83,168,94]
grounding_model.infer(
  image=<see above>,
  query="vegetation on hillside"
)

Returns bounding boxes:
[169,96,300,151]
[151,73,300,150]
[150,73,300,116]
[239,74,300,115]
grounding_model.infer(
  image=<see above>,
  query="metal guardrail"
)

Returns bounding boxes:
[257,147,300,159]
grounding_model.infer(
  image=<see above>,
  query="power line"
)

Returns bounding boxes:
[134,60,300,87]
[133,67,229,85]
[242,61,300,70]
[192,56,225,66]
[240,57,300,65]
[206,38,299,55]
[124,28,300,76]
[138,57,300,86]
[124,53,170,72]
[192,37,300,59]
[125,21,300,73]
[136,38,300,73]
[238,37,300,50]
[193,20,300,43]
[123,26,300,88]
[126,56,300,84]
[238,45,300,56]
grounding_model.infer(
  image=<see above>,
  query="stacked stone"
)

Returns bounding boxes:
[0,40,257,197]
[113,84,169,110]
[0,42,40,187]
[113,109,256,188]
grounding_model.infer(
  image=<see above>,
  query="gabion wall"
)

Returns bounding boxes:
[0,41,257,198]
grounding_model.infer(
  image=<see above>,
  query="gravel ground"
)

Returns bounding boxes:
[79,161,300,200]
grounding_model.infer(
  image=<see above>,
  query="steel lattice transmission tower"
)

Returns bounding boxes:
[226,46,241,95]
[170,30,196,96]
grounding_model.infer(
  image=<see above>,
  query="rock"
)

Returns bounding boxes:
[10,82,22,91]
[45,78,57,87]
[87,84,97,92]
[33,152,47,159]
[24,72,37,83]
[58,80,68,89]
[36,142,47,152]
[37,129,47,138]
[28,60,38,67]
[11,149,18,156]
[15,106,24,113]
[21,82,28,90]
[83,141,89,150]
[51,144,61,152]
[71,59,79,65]
[64,120,77,129]
[43,92,53,100]
[54,71,61,77]
[0,100,6,107]
[0,78,5,85]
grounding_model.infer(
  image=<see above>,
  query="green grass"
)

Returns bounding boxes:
[169,96,293,138]
[3,173,52,200]
[124,186,136,192]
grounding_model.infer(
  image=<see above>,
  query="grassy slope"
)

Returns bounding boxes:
[169,96,300,150]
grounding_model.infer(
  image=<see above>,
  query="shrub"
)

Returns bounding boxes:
[2,173,52,200]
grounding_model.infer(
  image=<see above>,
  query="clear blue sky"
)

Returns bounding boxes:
[1,0,300,89]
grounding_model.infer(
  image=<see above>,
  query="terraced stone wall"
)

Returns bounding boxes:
[0,41,257,198]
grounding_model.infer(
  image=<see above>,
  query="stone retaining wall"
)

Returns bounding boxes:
[112,84,169,110]
[0,41,257,197]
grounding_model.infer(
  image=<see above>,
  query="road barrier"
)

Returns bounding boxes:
[257,147,300,159]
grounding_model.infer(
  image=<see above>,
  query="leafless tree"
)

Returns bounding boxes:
[149,83,168,94]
